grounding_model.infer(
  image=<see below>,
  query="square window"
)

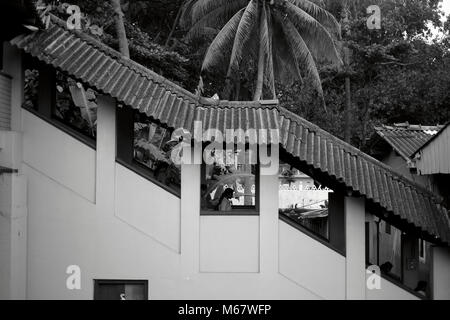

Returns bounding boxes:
[201,148,258,214]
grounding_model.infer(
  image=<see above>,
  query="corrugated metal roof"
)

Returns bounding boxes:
[413,123,450,175]
[374,123,443,161]
[10,14,450,245]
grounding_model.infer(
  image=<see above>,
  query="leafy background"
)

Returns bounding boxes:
[43,0,450,152]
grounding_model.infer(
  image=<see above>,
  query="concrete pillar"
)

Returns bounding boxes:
[345,196,366,300]
[432,246,450,300]
[0,42,27,300]
[0,172,28,299]
[180,146,201,276]
[95,95,116,214]
[259,172,278,275]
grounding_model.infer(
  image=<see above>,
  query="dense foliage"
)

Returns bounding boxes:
[279,0,450,149]
[41,0,450,150]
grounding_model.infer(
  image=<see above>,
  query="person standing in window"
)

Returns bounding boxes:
[216,188,234,212]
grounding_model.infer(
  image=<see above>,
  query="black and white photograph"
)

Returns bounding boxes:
[0,0,449,307]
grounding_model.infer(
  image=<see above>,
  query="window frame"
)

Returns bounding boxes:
[200,148,260,216]
[21,57,97,149]
[366,213,432,299]
[419,238,426,262]
[385,222,391,235]
[93,279,148,300]
[116,105,181,198]
[277,159,346,255]
[52,70,98,140]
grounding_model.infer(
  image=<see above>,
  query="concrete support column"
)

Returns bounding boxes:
[0,42,27,300]
[95,95,116,214]
[180,147,201,276]
[259,173,278,275]
[0,172,28,300]
[345,196,366,300]
[432,246,450,300]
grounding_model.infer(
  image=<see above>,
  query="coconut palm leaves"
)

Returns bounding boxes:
[184,0,342,101]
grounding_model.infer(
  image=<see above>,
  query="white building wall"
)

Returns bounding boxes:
[115,164,181,253]
[279,221,346,300]
[14,102,436,300]
[432,246,450,300]
[24,162,182,299]
[200,216,260,273]
[365,277,419,300]
[22,110,96,202]
[0,172,27,299]
[18,110,342,299]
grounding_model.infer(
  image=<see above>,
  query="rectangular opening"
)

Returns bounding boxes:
[116,106,181,197]
[53,70,97,139]
[279,162,331,241]
[93,280,148,300]
[22,57,97,147]
[22,55,39,111]
[200,147,259,215]
[133,112,181,195]
[366,214,431,299]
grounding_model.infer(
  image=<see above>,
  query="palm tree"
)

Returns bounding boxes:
[111,0,130,58]
[183,0,343,101]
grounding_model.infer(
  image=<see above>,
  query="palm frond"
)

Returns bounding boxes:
[186,1,247,40]
[271,20,303,86]
[288,0,341,37]
[227,0,259,78]
[202,8,245,72]
[180,0,199,28]
[274,12,323,96]
[284,2,342,66]
[191,0,248,24]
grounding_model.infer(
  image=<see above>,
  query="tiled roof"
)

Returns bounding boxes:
[10,14,450,245]
[374,123,443,160]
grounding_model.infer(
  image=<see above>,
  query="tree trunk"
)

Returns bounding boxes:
[253,43,265,101]
[111,0,130,58]
[222,77,233,100]
[343,0,352,143]
[267,12,276,99]
[165,2,184,47]
[253,6,266,101]
[234,80,241,100]
[344,72,351,143]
